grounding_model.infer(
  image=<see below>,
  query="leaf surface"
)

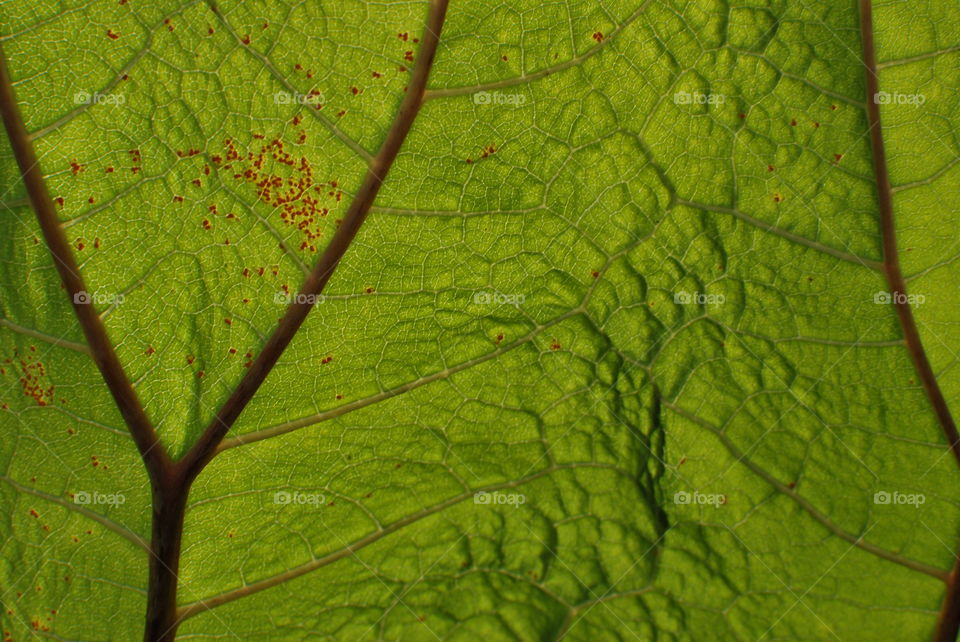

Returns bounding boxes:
[1,1,960,640]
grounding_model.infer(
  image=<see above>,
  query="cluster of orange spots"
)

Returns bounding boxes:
[549,339,561,351]
[293,63,314,79]
[371,71,383,79]
[107,29,120,40]
[29,615,52,633]
[105,166,115,173]
[129,148,142,174]
[218,136,340,253]
[403,50,414,62]
[321,355,333,364]
[90,455,109,470]
[8,348,55,407]
[70,160,84,175]
[773,193,784,203]
[592,32,604,43]
[466,143,497,164]
[164,18,174,32]
[176,148,201,158]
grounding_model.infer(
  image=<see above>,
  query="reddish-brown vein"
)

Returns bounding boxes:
[859,2,960,640]
[1,0,448,637]
[177,0,450,483]
[0,45,169,478]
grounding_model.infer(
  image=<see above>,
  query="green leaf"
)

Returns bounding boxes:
[2,0,960,640]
